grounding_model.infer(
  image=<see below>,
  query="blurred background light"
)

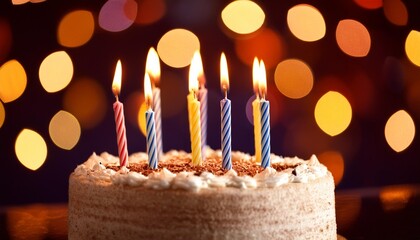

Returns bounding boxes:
[384,110,415,152]
[383,0,408,26]
[63,77,107,129]
[157,29,200,68]
[0,18,12,62]
[15,129,47,171]
[315,91,352,136]
[0,59,27,103]
[134,0,166,25]
[287,4,326,42]
[11,0,30,5]
[57,10,95,48]
[274,58,313,99]
[39,51,73,93]
[379,185,414,212]
[336,19,371,57]
[318,150,345,186]
[353,0,382,9]
[0,101,5,128]
[49,110,81,150]
[235,27,284,69]
[99,0,137,32]
[137,101,147,137]
[405,30,420,67]
[221,0,265,34]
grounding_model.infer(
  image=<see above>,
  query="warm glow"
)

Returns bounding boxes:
[135,0,166,25]
[383,0,408,26]
[287,4,326,42]
[221,0,265,34]
[318,151,345,186]
[63,77,107,129]
[336,19,371,57]
[99,0,137,32]
[252,57,259,95]
[385,110,415,152]
[15,129,47,171]
[353,0,382,9]
[315,91,352,136]
[39,51,73,93]
[145,47,161,85]
[259,60,267,98]
[12,0,29,5]
[0,59,27,103]
[144,73,153,107]
[380,185,413,212]
[274,59,313,99]
[0,101,5,128]
[157,29,200,68]
[57,10,95,48]
[189,53,200,93]
[405,30,420,67]
[138,101,148,137]
[49,110,81,150]
[193,51,205,86]
[112,60,122,96]
[220,52,229,92]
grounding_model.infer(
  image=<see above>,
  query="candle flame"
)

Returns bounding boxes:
[259,60,267,98]
[220,52,229,93]
[144,73,153,108]
[112,60,122,96]
[252,57,259,96]
[189,53,200,93]
[145,47,161,86]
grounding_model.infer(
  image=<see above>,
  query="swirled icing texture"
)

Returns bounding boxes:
[73,150,328,191]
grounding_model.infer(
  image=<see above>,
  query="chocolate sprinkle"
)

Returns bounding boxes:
[107,157,298,177]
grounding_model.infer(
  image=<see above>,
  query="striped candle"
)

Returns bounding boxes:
[146,109,158,169]
[152,88,163,160]
[112,60,129,167]
[260,99,271,168]
[188,94,202,165]
[252,58,261,163]
[198,88,207,159]
[220,52,231,170]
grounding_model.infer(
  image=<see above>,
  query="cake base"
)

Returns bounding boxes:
[69,172,336,240]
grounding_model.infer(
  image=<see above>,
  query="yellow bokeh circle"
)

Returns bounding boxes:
[137,101,148,136]
[0,59,27,103]
[384,110,415,152]
[405,30,420,67]
[0,101,5,128]
[221,0,265,34]
[39,51,74,93]
[15,129,47,171]
[49,110,81,150]
[287,4,326,42]
[315,91,352,136]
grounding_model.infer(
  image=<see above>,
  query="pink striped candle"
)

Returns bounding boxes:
[112,60,129,167]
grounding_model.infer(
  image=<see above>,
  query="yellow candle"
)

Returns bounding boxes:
[252,57,262,163]
[187,56,202,165]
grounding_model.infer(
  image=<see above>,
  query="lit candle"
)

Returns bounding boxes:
[259,60,271,169]
[144,73,158,169]
[252,57,262,163]
[194,51,208,159]
[112,60,129,167]
[187,56,203,165]
[146,47,163,160]
[220,52,232,170]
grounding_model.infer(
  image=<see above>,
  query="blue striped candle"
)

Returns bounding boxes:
[146,109,158,169]
[260,99,271,168]
[220,98,232,170]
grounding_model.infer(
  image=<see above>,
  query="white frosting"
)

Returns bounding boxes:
[74,150,328,191]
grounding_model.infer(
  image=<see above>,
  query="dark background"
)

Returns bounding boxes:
[1,0,420,206]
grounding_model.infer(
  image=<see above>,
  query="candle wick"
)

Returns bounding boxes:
[115,95,119,102]
[224,90,227,99]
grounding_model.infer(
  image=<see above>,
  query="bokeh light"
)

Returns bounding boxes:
[235,28,284,69]
[274,59,313,99]
[336,19,371,57]
[99,0,137,32]
[221,0,265,34]
[157,29,200,68]
[353,0,382,9]
[0,59,27,103]
[138,101,148,136]
[380,185,414,212]
[318,151,345,186]
[135,0,166,25]
[287,4,326,42]
[11,0,30,5]
[383,0,408,26]
[405,30,420,67]
[0,101,5,128]
[49,110,81,150]
[245,91,283,127]
[0,18,12,62]
[15,129,47,171]
[384,110,415,152]
[57,10,95,48]
[39,51,73,93]
[315,91,352,136]
[63,77,107,129]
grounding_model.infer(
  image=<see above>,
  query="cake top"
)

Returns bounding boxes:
[73,149,329,191]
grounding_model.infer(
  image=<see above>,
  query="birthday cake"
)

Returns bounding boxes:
[68,149,337,239]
